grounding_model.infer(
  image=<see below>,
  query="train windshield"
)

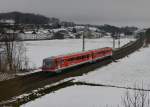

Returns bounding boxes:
[43,59,54,67]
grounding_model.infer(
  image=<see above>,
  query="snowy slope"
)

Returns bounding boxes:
[75,46,150,89]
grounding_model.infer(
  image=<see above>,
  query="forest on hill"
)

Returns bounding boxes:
[0,11,59,25]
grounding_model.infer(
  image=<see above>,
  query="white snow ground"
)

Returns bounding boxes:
[22,41,150,107]
[75,47,150,89]
[25,37,134,68]
[22,85,126,107]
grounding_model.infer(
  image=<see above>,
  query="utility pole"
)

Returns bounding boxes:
[0,52,1,71]
[82,25,89,51]
[118,33,120,48]
[113,34,115,49]
[0,49,4,71]
[82,31,85,51]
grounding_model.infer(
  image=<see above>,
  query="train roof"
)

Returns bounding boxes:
[43,47,112,60]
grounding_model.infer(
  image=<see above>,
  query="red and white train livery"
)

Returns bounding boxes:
[42,47,112,72]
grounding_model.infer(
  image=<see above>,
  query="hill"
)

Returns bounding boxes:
[0,12,55,24]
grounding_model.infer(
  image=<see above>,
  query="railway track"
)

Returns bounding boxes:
[0,57,112,102]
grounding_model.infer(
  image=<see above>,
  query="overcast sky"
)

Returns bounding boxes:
[0,0,150,28]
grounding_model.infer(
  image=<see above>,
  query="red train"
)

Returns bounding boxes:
[42,47,112,72]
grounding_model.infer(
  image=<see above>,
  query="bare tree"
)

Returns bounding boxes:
[3,32,16,71]
[0,28,29,73]
[122,86,150,107]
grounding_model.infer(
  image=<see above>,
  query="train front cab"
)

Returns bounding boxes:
[42,57,57,72]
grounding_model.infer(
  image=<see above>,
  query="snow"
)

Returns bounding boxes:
[21,85,126,107]
[75,47,150,89]
[25,37,134,68]
[75,25,85,29]
[0,48,4,53]
[52,28,67,32]
[89,27,98,31]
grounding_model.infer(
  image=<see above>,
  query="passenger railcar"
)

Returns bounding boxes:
[42,47,112,72]
[92,47,112,61]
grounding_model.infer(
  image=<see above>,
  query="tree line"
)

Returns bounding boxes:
[0,11,57,25]
[98,24,138,35]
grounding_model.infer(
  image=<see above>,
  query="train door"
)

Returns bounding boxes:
[54,58,62,73]
[56,58,61,69]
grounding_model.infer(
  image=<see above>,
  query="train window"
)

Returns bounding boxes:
[85,55,87,58]
[61,59,65,64]
[75,57,78,60]
[67,54,90,61]
[86,55,88,58]
[80,56,82,59]
[72,58,75,61]
[43,59,54,67]
[82,56,84,59]
[67,58,72,61]
[77,56,80,60]
[68,57,75,61]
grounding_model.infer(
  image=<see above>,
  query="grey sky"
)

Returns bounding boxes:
[0,0,150,27]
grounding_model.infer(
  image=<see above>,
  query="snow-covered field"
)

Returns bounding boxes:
[22,40,150,107]
[75,47,150,89]
[22,85,126,107]
[25,37,134,68]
